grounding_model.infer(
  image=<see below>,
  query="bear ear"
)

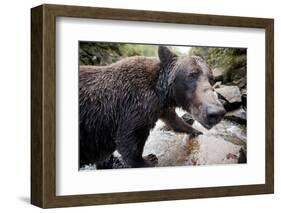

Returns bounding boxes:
[158,46,177,66]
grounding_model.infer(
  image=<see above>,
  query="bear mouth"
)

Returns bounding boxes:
[191,109,224,130]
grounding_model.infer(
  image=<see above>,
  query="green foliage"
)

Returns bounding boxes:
[80,42,247,86]
[80,42,123,65]
[189,47,247,84]
[79,42,158,65]
[121,44,157,57]
[190,47,246,69]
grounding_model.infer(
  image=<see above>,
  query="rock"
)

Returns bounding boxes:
[241,89,247,107]
[212,68,224,82]
[238,148,247,163]
[185,120,246,165]
[185,134,243,165]
[224,107,246,125]
[219,98,241,112]
[79,43,121,65]
[147,118,246,167]
[82,110,247,169]
[143,130,188,167]
[213,81,222,89]
[215,85,242,111]
[218,98,227,108]
[233,76,246,89]
[224,66,246,84]
[215,85,242,103]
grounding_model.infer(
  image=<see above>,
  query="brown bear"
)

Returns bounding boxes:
[79,46,225,169]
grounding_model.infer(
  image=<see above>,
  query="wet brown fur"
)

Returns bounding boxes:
[79,46,223,169]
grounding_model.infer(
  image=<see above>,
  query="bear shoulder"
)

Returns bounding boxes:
[80,56,161,85]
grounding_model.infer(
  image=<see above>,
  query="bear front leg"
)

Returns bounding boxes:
[96,154,114,169]
[95,154,125,169]
[160,108,202,137]
[116,125,158,168]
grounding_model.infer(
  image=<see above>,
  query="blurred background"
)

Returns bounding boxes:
[79,42,246,89]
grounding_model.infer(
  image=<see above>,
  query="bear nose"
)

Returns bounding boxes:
[207,105,226,124]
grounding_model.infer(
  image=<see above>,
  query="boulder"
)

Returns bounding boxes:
[233,76,247,89]
[185,134,244,165]
[213,81,222,89]
[212,68,224,82]
[238,148,247,163]
[218,98,241,112]
[146,119,246,167]
[241,89,247,107]
[215,85,242,103]
[184,120,247,165]
[224,107,247,125]
[82,118,247,169]
[223,66,246,84]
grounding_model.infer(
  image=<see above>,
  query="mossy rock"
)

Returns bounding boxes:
[190,47,247,85]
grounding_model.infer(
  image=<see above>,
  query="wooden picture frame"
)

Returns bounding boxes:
[31,4,274,208]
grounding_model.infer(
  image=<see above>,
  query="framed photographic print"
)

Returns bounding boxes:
[31,4,274,208]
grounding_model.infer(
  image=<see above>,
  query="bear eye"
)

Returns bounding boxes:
[189,72,199,79]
